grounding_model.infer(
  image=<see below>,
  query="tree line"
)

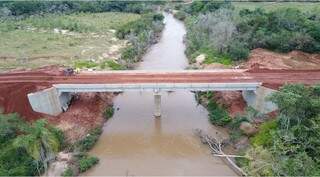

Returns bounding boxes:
[0,1,164,18]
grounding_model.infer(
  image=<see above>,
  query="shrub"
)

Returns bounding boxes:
[227,40,249,60]
[235,150,249,168]
[49,126,65,149]
[250,119,277,147]
[74,60,98,69]
[152,13,164,21]
[104,106,114,120]
[121,46,138,62]
[184,10,237,63]
[76,127,102,151]
[0,113,64,176]
[185,1,231,15]
[0,146,38,176]
[78,154,99,173]
[229,115,249,130]
[61,167,73,177]
[116,13,164,65]
[209,107,231,126]
[106,60,125,70]
[229,130,243,143]
[207,100,231,126]
[174,11,187,21]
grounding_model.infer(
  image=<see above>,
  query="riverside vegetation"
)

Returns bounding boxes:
[174,1,320,176]
[235,84,320,176]
[173,1,320,65]
[197,84,320,176]
[0,114,63,176]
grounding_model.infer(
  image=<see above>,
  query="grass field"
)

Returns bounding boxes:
[232,2,320,12]
[0,12,140,71]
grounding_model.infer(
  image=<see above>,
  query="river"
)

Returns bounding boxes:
[84,13,236,176]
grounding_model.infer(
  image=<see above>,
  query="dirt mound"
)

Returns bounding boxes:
[0,66,65,120]
[48,93,114,143]
[0,66,115,142]
[213,91,246,117]
[243,48,320,70]
[0,83,50,120]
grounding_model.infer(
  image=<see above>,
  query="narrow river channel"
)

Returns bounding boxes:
[84,13,236,176]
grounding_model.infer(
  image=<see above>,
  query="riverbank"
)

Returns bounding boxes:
[193,46,320,176]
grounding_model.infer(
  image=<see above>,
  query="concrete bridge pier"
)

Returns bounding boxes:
[154,90,161,117]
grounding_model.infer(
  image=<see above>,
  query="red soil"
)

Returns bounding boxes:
[0,66,114,142]
[0,83,50,120]
[243,48,320,70]
[217,48,320,116]
[0,65,62,120]
[213,91,246,117]
[48,93,114,143]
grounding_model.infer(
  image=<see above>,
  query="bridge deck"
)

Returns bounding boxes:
[53,83,262,92]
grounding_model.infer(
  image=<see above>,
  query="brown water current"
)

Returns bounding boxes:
[84,13,237,176]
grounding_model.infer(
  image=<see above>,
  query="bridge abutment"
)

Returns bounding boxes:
[242,86,278,114]
[28,88,71,116]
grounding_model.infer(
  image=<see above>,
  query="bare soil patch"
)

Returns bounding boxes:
[0,66,114,142]
[213,91,246,117]
[48,92,114,143]
[243,48,320,70]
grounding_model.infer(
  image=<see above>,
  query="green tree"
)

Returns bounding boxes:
[13,119,60,173]
[243,84,320,176]
[269,84,320,129]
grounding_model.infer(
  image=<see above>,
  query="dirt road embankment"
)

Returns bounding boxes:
[0,66,114,142]
[210,48,320,117]
[0,66,62,120]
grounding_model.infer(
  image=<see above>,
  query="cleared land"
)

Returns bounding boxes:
[0,12,140,71]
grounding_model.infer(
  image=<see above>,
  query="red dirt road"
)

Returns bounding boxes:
[1,69,320,89]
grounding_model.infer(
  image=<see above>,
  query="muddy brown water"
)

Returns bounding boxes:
[84,13,237,176]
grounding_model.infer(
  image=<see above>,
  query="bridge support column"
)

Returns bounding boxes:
[154,91,161,117]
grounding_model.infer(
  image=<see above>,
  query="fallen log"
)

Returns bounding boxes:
[193,129,248,176]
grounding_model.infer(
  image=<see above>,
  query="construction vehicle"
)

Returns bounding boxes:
[63,68,75,76]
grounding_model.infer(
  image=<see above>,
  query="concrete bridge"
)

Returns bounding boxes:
[2,69,320,117]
